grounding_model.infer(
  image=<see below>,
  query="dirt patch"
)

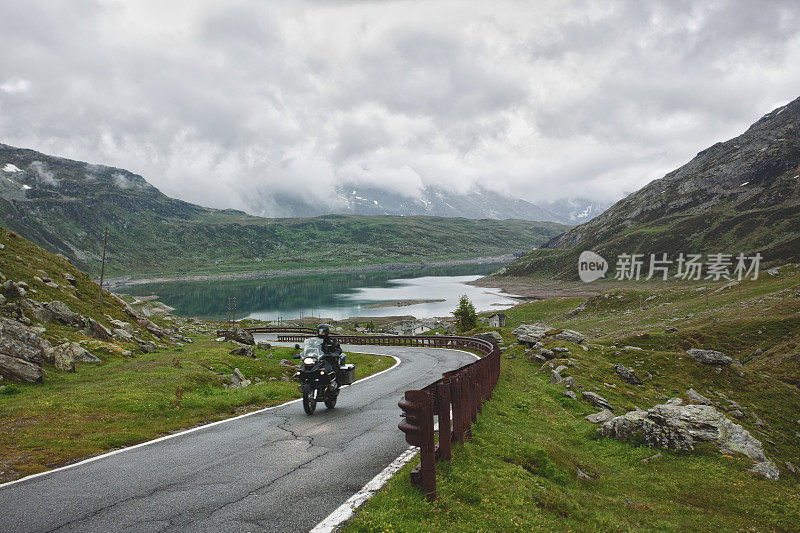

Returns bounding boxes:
[470,276,598,299]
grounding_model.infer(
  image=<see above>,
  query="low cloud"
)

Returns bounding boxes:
[28,161,58,187]
[0,1,799,214]
[112,172,136,190]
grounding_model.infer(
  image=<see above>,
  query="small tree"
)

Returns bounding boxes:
[452,294,478,333]
[366,320,376,331]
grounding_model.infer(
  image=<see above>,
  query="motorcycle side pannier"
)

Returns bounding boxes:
[338,364,356,386]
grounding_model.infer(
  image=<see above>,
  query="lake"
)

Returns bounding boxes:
[120,263,518,321]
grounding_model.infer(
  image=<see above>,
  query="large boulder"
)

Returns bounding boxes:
[44,300,84,327]
[553,329,586,344]
[585,410,615,424]
[52,342,101,372]
[474,331,503,346]
[0,317,50,382]
[614,363,643,385]
[582,391,613,411]
[83,317,113,341]
[225,367,251,389]
[600,402,778,479]
[112,328,134,342]
[20,298,54,324]
[231,345,256,358]
[109,319,134,334]
[217,327,255,346]
[0,354,44,382]
[2,280,27,299]
[512,323,552,345]
[686,349,736,366]
[686,388,712,405]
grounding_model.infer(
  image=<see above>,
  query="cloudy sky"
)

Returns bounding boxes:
[1,0,799,216]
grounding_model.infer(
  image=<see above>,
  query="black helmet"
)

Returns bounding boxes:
[317,323,330,337]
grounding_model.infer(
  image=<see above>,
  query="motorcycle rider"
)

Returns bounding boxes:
[316,323,345,367]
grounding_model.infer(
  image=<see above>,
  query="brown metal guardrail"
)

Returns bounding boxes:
[247,326,317,335]
[246,327,501,500]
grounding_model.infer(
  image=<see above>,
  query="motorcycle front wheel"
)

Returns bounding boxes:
[302,383,317,415]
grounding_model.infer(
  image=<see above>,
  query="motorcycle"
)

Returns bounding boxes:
[293,337,356,415]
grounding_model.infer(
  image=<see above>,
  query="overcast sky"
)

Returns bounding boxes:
[1,0,799,215]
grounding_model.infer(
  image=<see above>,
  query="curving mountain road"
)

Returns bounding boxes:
[0,340,476,533]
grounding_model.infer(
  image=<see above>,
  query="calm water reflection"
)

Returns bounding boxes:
[121,263,516,321]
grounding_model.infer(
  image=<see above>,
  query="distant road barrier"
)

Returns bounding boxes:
[246,326,501,500]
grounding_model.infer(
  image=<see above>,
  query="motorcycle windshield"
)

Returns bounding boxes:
[302,337,323,358]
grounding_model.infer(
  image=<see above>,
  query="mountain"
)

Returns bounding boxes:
[540,197,614,224]
[497,96,800,279]
[247,183,608,224]
[0,144,569,277]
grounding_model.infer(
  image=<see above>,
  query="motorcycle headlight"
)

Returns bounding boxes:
[303,357,316,365]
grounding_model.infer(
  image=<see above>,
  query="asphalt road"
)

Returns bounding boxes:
[0,341,476,533]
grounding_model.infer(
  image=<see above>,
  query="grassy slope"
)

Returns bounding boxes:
[346,269,800,531]
[501,198,800,280]
[0,226,158,344]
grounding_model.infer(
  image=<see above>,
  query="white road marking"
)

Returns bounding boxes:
[309,445,420,533]
[310,348,481,532]
[0,354,401,490]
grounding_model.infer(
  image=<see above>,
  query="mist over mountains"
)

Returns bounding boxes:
[0,142,568,276]
[246,184,609,224]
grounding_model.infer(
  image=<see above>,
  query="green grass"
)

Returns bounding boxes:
[346,266,800,531]
[0,337,394,483]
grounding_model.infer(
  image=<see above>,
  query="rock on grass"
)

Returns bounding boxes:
[600,401,779,480]
[686,349,736,366]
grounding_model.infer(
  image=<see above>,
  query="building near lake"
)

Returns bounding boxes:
[488,313,507,328]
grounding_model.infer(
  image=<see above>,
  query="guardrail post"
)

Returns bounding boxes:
[437,381,452,461]
[450,376,464,444]
[469,366,479,425]
[476,364,484,415]
[461,368,472,438]
[399,390,436,500]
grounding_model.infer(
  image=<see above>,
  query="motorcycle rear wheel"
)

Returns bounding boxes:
[302,384,317,415]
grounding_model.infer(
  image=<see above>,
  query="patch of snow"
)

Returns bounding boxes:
[373,200,379,205]
[575,204,593,218]
[776,107,786,115]
[793,175,799,179]
[2,163,22,172]
[740,181,749,186]
[21,184,31,190]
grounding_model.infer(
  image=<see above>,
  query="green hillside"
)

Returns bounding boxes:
[0,143,567,277]
[347,269,800,531]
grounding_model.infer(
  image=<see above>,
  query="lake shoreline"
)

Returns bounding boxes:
[105,254,516,290]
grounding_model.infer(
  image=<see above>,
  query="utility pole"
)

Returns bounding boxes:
[227,297,237,324]
[98,227,108,305]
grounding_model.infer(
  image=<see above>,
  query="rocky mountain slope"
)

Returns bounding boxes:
[498,96,800,279]
[257,184,609,224]
[0,226,189,384]
[0,144,568,277]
